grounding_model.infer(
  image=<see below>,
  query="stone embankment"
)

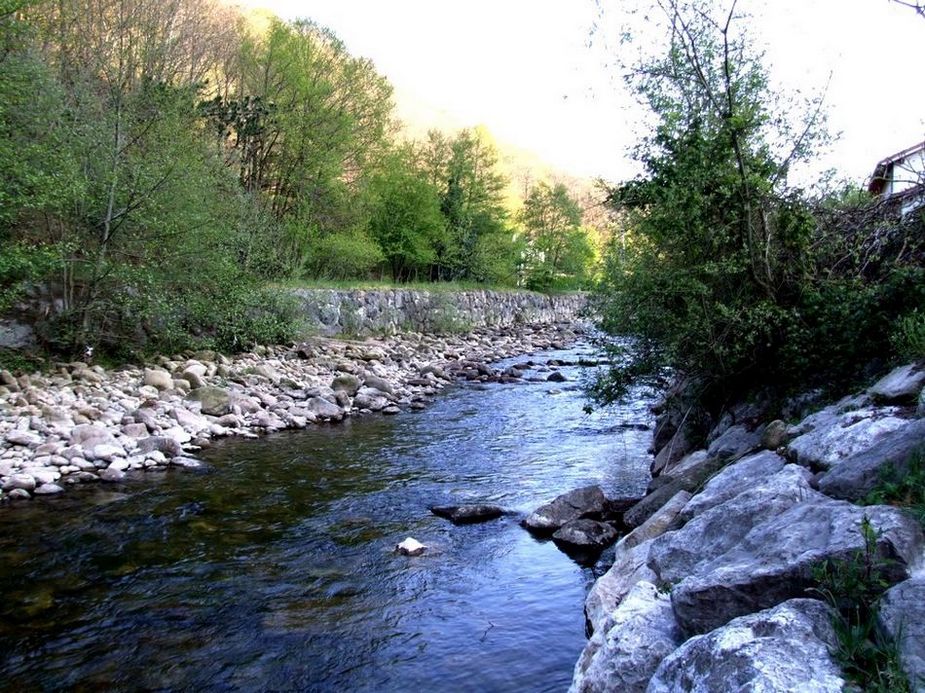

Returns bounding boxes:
[291,288,586,336]
[568,361,925,692]
[0,322,581,502]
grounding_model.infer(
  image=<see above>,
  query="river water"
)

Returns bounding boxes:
[0,342,654,692]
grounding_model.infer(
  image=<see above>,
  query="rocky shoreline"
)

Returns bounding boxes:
[567,361,925,691]
[0,322,582,503]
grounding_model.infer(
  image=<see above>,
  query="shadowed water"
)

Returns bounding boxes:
[0,342,654,691]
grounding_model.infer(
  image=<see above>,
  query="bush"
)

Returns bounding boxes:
[301,228,384,280]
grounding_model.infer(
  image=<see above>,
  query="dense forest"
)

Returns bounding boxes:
[0,0,603,359]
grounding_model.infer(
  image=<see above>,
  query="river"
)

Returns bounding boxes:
[0,341,654,691]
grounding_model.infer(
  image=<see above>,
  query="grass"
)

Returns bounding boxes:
[811,517,912,692]
[864,448,925,530]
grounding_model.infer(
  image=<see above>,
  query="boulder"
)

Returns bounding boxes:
[761,419,790,449]
[180,370,206,389]
[585,540,658,635]
[570,582,683,693]
[363,374,395,395]
[185,386,231,416]
[787,407,911,471]
[869,363,925,405]
[669,500,923,634]
[547,370,567,383]
[650,465,818,588]
[2,473,36,492]
[523,485,609,535]
[430,504,505,524]
[331,373,362,397]
[170,406,209,433]
[353,388,390,411]
[69,424,118,449]
[650,427,693,477]
[878,576,925,690]
[552,519,620,552]
[678,450,787,521]
[137,436,183,458]
[814,419,925,501]
[623,456,727,528]
[34,483,65,495]
[623,490,691,549]
[647,599,845,693]
[143,368,173,391]
[706,423,763,461]
[306,397,343,419]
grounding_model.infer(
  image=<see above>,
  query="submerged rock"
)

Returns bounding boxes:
[430,504,505,524]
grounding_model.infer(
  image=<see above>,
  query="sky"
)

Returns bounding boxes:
[234,0,925,186]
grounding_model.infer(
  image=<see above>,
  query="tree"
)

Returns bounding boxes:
[520,181,595,289]
[366,147,444,281]
[592,0,828,405]
[420,128,510,281]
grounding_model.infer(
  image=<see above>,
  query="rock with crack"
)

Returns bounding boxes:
[570,581,684,693]
[667,500,923,635]
[522,485,608,535]
[647,599,845,693]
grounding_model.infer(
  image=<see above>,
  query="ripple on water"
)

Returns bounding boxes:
[0,342,654,691]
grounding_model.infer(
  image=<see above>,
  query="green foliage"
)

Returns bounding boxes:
[891,310,925,363]
[592,0,925,406]
[520,182,596,290]
[302,228,384,281]
[811,518,911,692]
[0,241,61,312]
[366,147,444,281]
[864,448,925,529]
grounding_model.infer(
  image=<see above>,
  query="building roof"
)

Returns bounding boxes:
[869,140,925,196]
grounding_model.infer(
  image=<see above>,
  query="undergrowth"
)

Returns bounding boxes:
[811,517,911,692]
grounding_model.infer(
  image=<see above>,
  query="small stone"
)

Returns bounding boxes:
[761,419,790,449]
[34,483,65,495]
[2,473,36,492]
[396,537,426,556]
[4,430,42,447]
[7,488,31,500]
[431,504,505,524]
[100,467,126,482]
[547,370,567,382]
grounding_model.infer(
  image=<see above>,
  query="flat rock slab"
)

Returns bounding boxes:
[706,423,764,462]
[787,406,911,471]
[647,599,845,693]
[878,576,925,691]
[570,581,683,693]
[814,418,925,501]
[430,504,505,524]
[679,450,788,522]
[523,485,608,535]
[669,499,924,635]
[869,363,925,405]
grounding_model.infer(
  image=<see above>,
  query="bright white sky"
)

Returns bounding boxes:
[235,0,924,186]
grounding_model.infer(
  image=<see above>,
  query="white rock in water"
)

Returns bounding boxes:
[396,537,426,556]
[34,483,65,495]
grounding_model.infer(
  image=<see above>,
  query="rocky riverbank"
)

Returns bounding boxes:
[569,361,925,691]
[0,322,582,503]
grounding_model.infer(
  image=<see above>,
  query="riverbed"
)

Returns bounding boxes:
[0,342,653,691]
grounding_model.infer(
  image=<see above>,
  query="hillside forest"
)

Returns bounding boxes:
[0,0,605,359]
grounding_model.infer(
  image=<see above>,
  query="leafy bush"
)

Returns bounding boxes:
[891,310,925,363]
[302,228,384,280]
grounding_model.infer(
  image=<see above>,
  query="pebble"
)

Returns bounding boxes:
[0,323,583,504]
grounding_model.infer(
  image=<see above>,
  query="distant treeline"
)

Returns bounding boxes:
[0,0,602,359]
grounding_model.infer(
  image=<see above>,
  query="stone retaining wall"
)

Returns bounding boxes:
[290,288,587,336]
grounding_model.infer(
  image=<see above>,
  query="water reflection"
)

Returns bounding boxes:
[0,343,653,691]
